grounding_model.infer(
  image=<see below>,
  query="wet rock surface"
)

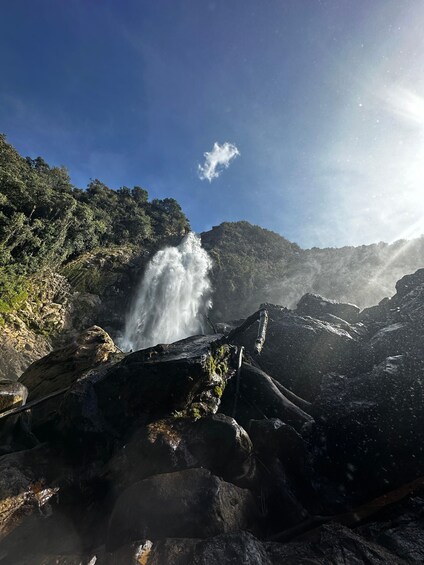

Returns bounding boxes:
[107,468,258,549]
[108,413,257,491]
[312,355,424,505]
[20,325,120,401]
[296,292,360,323]
[0,381,27,413]
[234,305,371,400]
[1,269,424,563]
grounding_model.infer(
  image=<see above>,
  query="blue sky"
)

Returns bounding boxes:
[1,0,424,247]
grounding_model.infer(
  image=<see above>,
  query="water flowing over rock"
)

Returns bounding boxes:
[122,233,212,351]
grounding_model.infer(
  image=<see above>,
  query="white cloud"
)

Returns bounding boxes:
[198,142,240,182]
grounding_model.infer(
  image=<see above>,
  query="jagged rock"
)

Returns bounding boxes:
[20,326,120,401]
[107,533,269,565]
[0,379,32,457]
[106,539,195,565]
[0,381,27,412]
[108,413,257,491]
[234,306,370,400]
[361,267,424,348]
[0,446,59,542]
[312,355,424,504]
[1,510,88,563]
[57,335,234,461]
[0,460,112,561]
[370,322,411,362]
[221,363,313,431]
[265,522,407,564]
[108,526,409,565]
[0,272,71,382]
[395,268,424,299]
[296,293,360,323]
[358,494,424,563]
[249,419,311,485]
[0,332,51,383]
[62,246,146,336]
[0,411,36,457]
[190,531,269,565]
[362,268,424,363]
[247,418,314,530]
[17,326,121,441]
[359,296,391,324]
[107,468,258,550]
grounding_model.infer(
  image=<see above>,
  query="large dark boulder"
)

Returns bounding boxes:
[0,446,60,542]
[108,413,257,490]
[370,322,412,363]
[235,305,371,400]
[107,468,258,549]
[106,539,195,565]
[296,293,360,323]
[362,268,424,361]
[190,532,269,565]
[56,335,234,461]
[0,381,31,454]
[107,533,269,565]
[0,380,28,412]
[358,494,424,564]
[312,355,424,504]
[20,326,120,401]
[394,268,424,299]
[265,522,406,564]
[247,418,317,530]
[18,326,121,439]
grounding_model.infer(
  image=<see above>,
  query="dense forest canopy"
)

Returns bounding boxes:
[0,134,189,313]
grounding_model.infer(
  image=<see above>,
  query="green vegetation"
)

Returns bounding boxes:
[189,406,202,421]
[202,220,424,319]
[201,221,301,319]
[0,269,29,314]
[213,385,224,398]
[0,134,189,316]
[61,246,135,294]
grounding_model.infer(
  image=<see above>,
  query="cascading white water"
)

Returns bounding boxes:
[121,232,213,351]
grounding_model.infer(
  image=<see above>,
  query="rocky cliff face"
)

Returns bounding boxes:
[0,246,150,381]
[0,268,424,563]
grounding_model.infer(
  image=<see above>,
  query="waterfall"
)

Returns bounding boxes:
[121,232,213,351]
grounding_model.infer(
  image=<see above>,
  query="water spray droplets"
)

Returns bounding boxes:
[121,233,212,351]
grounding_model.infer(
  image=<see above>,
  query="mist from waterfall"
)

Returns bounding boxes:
[121,232,212,351]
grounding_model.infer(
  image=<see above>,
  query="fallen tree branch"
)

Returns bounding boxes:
[231,346,244,418]
[226,308,268,349]
[270,376,312,414]
[0,387,69,420]
[268,474,424,543]
[254,309,268,355]
[246,352,312,414]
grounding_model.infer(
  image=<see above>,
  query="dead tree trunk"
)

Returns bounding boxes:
[254,309,268,355]
[226,308,269,354]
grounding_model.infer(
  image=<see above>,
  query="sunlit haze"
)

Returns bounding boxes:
[1,1,424,247]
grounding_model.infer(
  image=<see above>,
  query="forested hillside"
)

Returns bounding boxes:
[0,135,189,379]
[0,134,189,317]
[202,222,424,319]
[201,221,301,319]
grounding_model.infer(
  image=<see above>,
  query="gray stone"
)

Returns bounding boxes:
[107,468,258,549]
